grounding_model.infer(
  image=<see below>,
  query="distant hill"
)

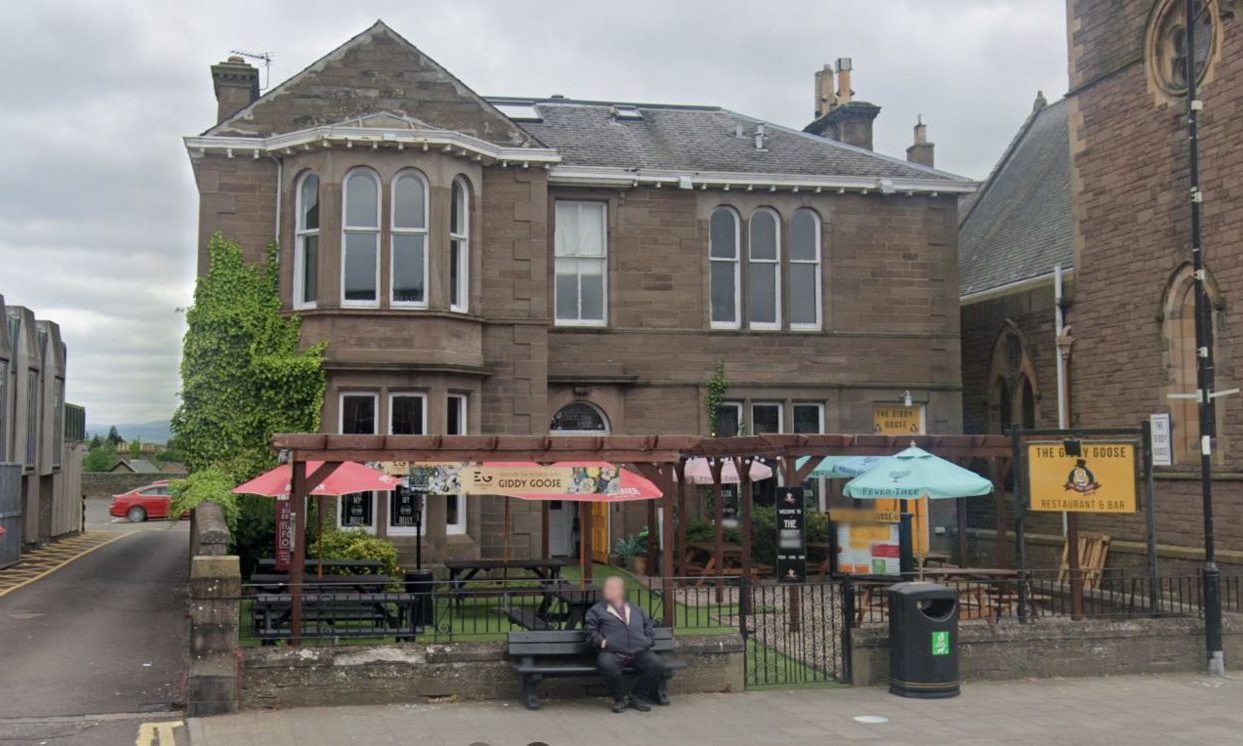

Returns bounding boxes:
[86,420,173,445]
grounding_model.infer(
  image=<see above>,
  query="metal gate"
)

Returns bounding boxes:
[741,580,848,688]
[0,464,22,568]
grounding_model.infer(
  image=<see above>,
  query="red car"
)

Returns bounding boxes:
[109,481,177,522]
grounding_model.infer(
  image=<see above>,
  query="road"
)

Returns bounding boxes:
[0,500,188,744]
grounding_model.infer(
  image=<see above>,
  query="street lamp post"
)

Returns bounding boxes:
[1183,0,1224,677]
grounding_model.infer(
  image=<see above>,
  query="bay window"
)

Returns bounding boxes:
[554,201,607,325]
[391,171,428,307]
[709,207,741,328]
[294,172,319,308]
[341,169,380,306]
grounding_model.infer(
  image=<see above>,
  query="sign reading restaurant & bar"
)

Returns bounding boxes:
[1026,441,1138,513]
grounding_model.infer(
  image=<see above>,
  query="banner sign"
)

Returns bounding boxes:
[274,496,293,572]
[835,521,901,575]
[776,486,807,583]
[405,463,471,494]
[873,404,924,435]
[460,464,621,495]
[1150,414,1173,467]
[1027,441,1139,513]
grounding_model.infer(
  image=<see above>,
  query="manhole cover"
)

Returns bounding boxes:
[853,715,889,725]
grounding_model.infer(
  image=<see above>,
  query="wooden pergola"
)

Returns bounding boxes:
[272,432,1013,643]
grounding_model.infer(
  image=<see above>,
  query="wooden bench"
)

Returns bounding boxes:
[251,592,422,641]
[507,627,686,710]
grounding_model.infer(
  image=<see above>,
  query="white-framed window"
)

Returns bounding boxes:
[554,201,607,326]
[750,401,783,435]
[748,208,781,329]
[790,208,822,330]
[450,177,470,313]
[293,172,320,309]
[341,168,380,307]
[339,391,377,531]
[391,170,428,308]
[389,392,427,436]
[714,400,743,437]
[709,207,741,329]
[445,393,468,535]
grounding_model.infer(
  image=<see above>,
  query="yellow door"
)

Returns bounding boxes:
[591,502,610,564]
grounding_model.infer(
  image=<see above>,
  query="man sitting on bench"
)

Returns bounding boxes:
[584,576,667,713]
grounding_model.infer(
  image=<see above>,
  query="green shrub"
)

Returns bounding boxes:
[169,467,239,526]
[311,527,401,579]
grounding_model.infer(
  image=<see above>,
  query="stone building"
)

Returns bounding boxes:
[186,22,974,564]
[0,293,86,552]
[962,0,1243,571]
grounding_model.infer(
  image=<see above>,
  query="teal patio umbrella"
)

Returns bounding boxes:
[841,445,993,500]
[796,455,886,479]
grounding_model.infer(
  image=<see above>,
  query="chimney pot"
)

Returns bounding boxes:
[814,63,837,118]
[835,57,853,104]
[210,56,260,125]
[906,117,935,168]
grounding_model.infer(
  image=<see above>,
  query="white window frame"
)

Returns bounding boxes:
[447,393,468,436]
[341,168,381,308]
[338,391,378,533]
[750,401,784,435]
[388,392,428,436]
[747,208,782,330]
[554,200,608,327]
[446,393,469,535]
[789,208,823,331]
[293,171,320,310]
[450,177,471,314]
[709,207,742,330]
[390,169,429,309]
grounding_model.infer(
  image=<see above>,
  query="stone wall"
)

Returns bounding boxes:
[849,614,1243,686]
[240,634,745,710]
[186,502,242,717]
[81,471,184,498]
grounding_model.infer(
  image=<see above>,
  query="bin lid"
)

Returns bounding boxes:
[888,581,955,597]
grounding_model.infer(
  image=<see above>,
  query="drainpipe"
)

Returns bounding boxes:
[1054,263,1068,536]
[267,155,283,249]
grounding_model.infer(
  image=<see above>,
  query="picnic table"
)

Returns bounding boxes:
[500,581,601,631]
[683,541,770,582]
[256,558,385,574]
[919,567,1019,581]
[247,573,394,593]
[444,558,570,590]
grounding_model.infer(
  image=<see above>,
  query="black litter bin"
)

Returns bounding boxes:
[404,570,435,630]
[888,581,959,698]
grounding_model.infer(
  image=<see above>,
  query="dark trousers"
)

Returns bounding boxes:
[596,649,665,702]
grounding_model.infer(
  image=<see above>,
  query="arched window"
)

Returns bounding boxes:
[293,172,319,308]
[1019,375,1036,429]
[789,208,822,330]
[748,208,781,329]
[341,169,380,306]
[549,401,610,433]
[391,170,428,307]
[709,207,741,329]
[1163,265,1220,463]
[988,324,1039,434]
[450,177,470,313]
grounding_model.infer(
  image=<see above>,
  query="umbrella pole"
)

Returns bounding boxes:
[503,496,510,582]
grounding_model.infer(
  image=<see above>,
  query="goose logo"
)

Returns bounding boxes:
[1063,459,1100,495]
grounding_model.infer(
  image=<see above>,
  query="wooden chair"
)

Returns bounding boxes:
[1059,533,1111,590]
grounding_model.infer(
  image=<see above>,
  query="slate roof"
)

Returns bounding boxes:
[958,96,1073,296]
[488,97,970,182]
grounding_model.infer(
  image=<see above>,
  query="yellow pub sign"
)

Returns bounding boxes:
[1026,441,1138,513]
[873,404,923,435]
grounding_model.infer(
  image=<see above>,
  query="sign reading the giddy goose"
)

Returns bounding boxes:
[872,404,924,435]
[1026,441,1139,513]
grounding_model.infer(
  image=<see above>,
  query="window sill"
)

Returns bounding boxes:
[554,320,608,329]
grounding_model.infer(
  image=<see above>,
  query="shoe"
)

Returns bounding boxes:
[611,700,627,714]
[628,698,652,712]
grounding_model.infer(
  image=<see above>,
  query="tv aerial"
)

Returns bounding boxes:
[230,49,273,91]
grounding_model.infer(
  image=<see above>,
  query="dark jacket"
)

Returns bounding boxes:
[584,601,655,657]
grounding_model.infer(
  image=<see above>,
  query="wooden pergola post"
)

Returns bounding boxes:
[540,500,550,558]
[734,456,753,582]
[675,459,688,576]
[658,465,677,628]
[579,501,592,586]
[991,457,1010,568]
[289,459,307,646]
[645,498,658,572]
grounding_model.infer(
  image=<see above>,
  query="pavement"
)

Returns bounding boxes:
[188,672,1243,745]
[0,498,189,745]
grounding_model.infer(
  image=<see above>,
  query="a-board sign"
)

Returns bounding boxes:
[873,404,924,435]
[391,484,424,527]
[776,486,807,583]
[1026,441,1138,513]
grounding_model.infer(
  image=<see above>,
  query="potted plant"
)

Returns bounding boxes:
[613,534,643,572]
[630,529,651,576]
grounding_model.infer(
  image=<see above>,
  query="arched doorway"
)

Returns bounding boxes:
[548,402,611,558]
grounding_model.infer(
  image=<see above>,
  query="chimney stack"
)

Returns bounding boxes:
[814,64,836,118]
[906,116,935,168]
[803,57,879,150]
[835,58,853,104]
[211,55,260,124]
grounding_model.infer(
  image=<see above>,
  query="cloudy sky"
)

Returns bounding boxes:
[0,0,1067,426]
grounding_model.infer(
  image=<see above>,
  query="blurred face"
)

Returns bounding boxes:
[603,576,626,605]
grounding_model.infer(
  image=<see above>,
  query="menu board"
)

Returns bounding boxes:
[836,521,901,575]
[776,486,807,583]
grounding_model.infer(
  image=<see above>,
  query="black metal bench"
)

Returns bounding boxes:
[507,627,685,710]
